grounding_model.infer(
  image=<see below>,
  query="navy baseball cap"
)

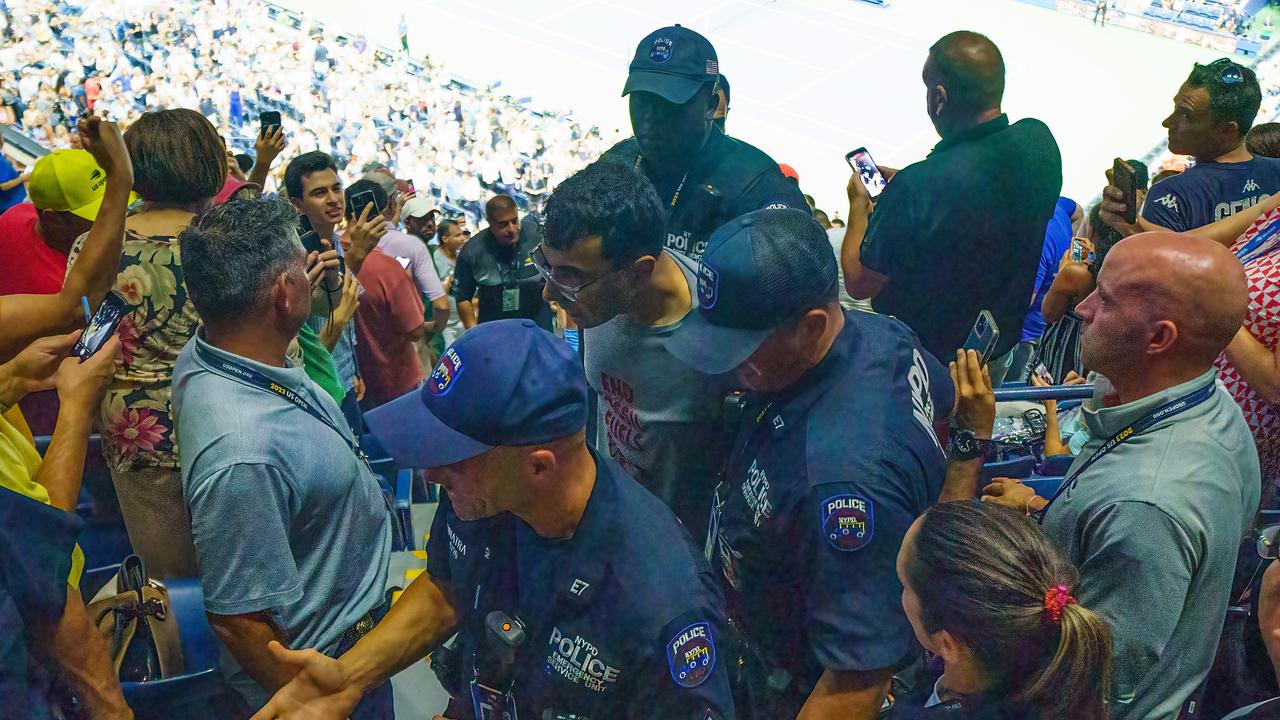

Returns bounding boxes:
[623,25,719,104]
[365,319,588,469]
[666,208,838,375]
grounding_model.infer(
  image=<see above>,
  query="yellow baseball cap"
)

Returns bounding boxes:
[27,149,111,221]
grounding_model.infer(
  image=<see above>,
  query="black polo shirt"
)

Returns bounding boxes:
[450,221,553,330]
[601,127,807,260]
[426,450,735,720]
[860,115,1062,359]
[708,309,953,717]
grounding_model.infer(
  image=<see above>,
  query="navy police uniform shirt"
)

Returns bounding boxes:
[601,127,807,260]
[450,221,554,330]
[426,449,735,720]
[1142,155,1280,232]
[708,309,953,715]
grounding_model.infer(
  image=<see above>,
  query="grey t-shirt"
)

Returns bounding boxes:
[172,333,392,709]
[1041,370,1260,720]
[583,251,736,537]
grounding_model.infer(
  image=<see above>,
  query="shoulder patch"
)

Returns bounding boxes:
[762,201,791,210]
[666,621,716,688]
[820,494,874,552]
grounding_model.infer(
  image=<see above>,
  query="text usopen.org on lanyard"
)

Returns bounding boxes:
[1033,380,1217,524]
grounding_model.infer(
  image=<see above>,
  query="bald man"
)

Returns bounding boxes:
[841,30,1062,367]
[985,233,1260,720]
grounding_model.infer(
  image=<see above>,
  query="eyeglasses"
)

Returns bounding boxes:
[1207,57,1245,85]
[530,243,613,304]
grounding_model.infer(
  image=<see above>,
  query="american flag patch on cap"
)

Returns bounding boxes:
[706,59,719,74]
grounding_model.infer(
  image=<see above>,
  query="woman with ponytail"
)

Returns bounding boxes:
[893,500,1114,719]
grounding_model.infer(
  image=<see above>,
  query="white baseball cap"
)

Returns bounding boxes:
[400,196,440,223]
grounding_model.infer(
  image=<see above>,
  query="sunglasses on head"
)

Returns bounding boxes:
[1206,57,1246,85]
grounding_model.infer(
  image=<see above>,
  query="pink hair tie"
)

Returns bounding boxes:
[1043,585,1076,624]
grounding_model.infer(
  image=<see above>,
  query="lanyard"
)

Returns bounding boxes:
[634,155,689,210]
[1236,214,1280,265]
[194,343,369,463]
[706,399,776,560]
[1034,380,1216,524]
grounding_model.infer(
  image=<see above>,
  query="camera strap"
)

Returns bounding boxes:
[1034,380,1216,524]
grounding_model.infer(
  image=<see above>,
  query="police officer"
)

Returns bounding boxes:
[251,319,735,720]
[665,209,955,720]
[602,26,805,260]
[451,195,553,330]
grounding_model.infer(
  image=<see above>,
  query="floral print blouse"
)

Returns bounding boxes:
[67,229,200,475]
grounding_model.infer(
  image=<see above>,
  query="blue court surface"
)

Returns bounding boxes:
[283,0,1228,213]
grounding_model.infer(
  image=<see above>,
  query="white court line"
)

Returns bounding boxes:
[778,39,887,103]
[714,35,834,73]
[539,0,601,26]
[737,0,929,56]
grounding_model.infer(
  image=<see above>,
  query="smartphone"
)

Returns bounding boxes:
[298,213,323,255]
[845,147,887,200]
[961,310,1001,366]
[1034,362,1054,385]
[259,110,282,137]
[1070,238,1085,264]
[73,292,129,360]
[347,189,381,219]
[1112,158,1138,224]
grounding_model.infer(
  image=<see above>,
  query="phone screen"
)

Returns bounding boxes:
[298,213,324,255]
[73,292,129,360]
[961,310,1001,365]
[845,148,886,200]
[1070,238,1084,264]
[1034,362,1054,385]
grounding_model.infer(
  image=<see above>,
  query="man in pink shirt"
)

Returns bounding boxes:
[343,179,428,409]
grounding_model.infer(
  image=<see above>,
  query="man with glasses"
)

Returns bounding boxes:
[1128,58,1280,234]
[451,194,552,330]
[535,160,737,536]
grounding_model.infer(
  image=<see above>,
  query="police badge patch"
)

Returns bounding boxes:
[650,37,673,63]
[666,622,716,688]
[820,494,874,552]
[697,263,719,309]
[430,347,463,396]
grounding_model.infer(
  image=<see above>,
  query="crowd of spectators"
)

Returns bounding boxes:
[0,0,617,223]
[6,5,1280,720]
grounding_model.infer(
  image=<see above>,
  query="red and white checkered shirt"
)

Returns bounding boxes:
[1215,207,1280,489]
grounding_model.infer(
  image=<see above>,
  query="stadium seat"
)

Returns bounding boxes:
[120,579,244,719]
[1022,476,1065,499]
[1038,454,1075,476]
[980,456,1037,484]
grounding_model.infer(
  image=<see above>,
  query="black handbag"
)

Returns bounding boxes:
[86,554,182,682]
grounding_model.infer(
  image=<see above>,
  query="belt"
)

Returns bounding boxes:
[335,607,381,654]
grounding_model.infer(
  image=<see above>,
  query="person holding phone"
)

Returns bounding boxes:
[841,31,1062,373]
[0,330,130,720]
[1103,59,1280,237]
[0,116,132,362]
[601,25,804,261]
[284,151,366,425]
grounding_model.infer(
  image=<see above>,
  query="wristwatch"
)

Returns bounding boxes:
[949,427,994,461]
